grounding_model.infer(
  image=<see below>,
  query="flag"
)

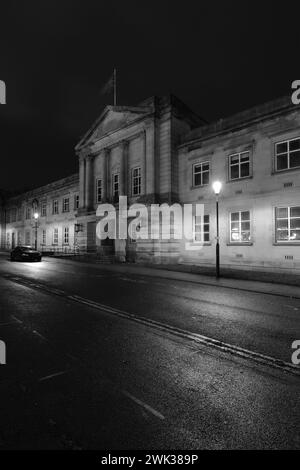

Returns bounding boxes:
[100,72,114,95]
[100,69,116,103]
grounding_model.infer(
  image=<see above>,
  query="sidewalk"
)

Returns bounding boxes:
[51,255,300,300]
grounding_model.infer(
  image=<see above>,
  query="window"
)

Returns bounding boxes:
[26,206,31,220]
[63,197,69,213]
[53,228,58,245]
[229,151,250,180]
[193,215,210,242]
[25,231,31,245]
[6,233,10,248]
[74,194,79,210]
[53,200,59,215]
[132,167,141,196]
[275,206,300,242]
[96,179,102,203]
[275,137,300,171]
[113,174,119,199]
[63,227,69,245]
[17,207,22,221]
[42,229,46,245]
[41,201,47,217]
[230,211,251,242]
[193,162,210,187]
[17,231,22,245]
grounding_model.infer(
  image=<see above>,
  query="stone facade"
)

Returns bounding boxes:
[1,94,300,273]
[2,174,79,253]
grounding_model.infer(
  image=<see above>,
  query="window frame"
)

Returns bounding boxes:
[275,136,300,172]
[96,179,102,203]
[63,227,69,245]
[229,210,251,244]
[274,205,300,244]
[62,197,70,213]
[132,167,141,196]
[112,173,119,199]
[41,200,47,217]
[192,161,210,188]
[53,227,59,245]
[52,199,59,215]
[228,151,251,181]
[193,214,210,243]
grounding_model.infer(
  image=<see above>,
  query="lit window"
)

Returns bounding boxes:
[63,197,69,213]
[229,151,250,180]
[96,179,102,203]
[53,228,58,245]
[275,206,300,242]
[63,227,69,245]
[193,215,210,242]
[53,200,59,215]
[275,137,300,171]
[132,167,141,196]
[230,211,251,242]
[193,162,210,187]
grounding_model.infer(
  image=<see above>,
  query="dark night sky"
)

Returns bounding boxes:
[0,1,299,192]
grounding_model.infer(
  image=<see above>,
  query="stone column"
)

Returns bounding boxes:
[79,156,86,209]
[121,140,129,196]
[102,149,107,202]
[105,149,111,202]
[141,130,147,195]
[85,155,94,211]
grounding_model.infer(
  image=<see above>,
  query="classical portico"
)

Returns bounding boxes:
[74,95,202,259]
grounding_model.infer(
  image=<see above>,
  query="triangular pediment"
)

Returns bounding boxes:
[76,105,152,151]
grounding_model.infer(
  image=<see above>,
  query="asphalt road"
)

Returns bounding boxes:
[0,256,299,449]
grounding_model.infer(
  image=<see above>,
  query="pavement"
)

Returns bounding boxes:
[0,254,299,449]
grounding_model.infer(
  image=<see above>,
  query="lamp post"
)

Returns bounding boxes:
[33,212,39,250]
[212,181,222,279]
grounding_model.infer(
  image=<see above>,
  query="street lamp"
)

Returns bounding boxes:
[212,181,222,278]
[33,212,39,250]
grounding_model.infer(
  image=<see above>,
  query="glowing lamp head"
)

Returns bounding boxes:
[212,181,222,196]
[34,212,39,220]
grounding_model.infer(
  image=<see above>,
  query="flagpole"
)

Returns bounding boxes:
[113,68,117,106]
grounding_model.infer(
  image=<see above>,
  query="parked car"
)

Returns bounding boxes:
[10,246,42,262]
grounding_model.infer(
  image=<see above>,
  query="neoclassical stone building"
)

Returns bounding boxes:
[1,94,300,273]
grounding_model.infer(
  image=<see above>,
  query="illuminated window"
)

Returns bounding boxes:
[63,227,69,245]
[229,151,250,180]
[132,167,141,196]
[275,137,300,171]
[275,206,300,242]
[230,211,251,242]
[193,162,210,187]
[193,215,210,242]
[53,228,59,245]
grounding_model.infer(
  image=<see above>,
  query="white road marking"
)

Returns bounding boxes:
[121,390,165,420]
[38,371,67,382]
[10,315,23,324]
